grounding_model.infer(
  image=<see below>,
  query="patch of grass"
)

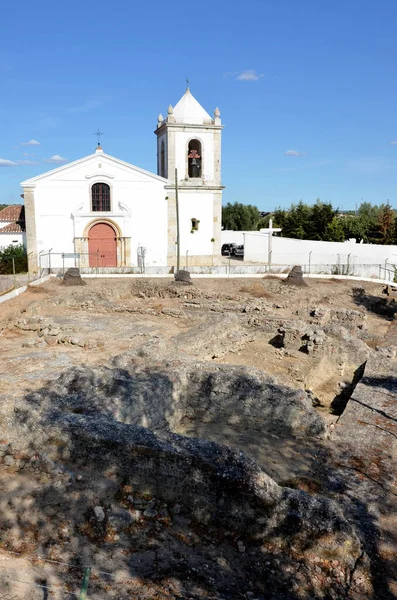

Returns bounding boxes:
[239,283,273,299]
[280,476,323,494]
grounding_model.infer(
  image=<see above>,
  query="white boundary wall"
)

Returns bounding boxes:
[243,232,397,269]
[0,275,51,304]
[221,230,249,246]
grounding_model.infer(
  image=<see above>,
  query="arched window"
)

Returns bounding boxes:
[160,141,165,178]
[91,183,111,212]
[188,139,202,178]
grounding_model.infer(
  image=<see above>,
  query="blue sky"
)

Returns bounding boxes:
[1,0,397,210]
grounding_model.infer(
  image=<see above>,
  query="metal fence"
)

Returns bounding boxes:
[0,254,39,297]
[38,251,148,276]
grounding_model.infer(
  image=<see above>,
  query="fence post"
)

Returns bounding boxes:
[308,251,312,274]
[347,253,351,276]
[12,258,16,288]
[97,250,99,274]
[228,254,231,277]
[186,250,189,270]
[62,254,65,275]
[78,567,91,600]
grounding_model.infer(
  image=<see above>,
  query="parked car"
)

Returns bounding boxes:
[234,245,244,258]
[221,243,237,256]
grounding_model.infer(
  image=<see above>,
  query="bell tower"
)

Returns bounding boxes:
[155,87,224,266]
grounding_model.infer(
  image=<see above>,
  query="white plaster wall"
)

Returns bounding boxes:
[174,131,215,182]
[27,154,169,268]
[221,230,248,245]
[0,232,24,250]
[244,233,397,266]
[178,191,214,256]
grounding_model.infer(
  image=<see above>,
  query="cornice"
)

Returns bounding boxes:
[155,123,223,135]
[165,184,225,191]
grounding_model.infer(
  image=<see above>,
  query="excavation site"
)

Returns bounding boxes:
[0,275,396,599]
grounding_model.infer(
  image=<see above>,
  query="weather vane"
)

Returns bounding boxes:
[93,129,103,145]
[186,78,189,88]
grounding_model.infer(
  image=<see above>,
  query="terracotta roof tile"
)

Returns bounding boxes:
[0,204,25,223]
[0,223,24,233]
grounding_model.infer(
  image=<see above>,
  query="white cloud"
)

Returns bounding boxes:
[20,139,40,146]
[22,152,35,156]
[285,149,306,157]
[43,155,67,164]
[236,70,264,81]
[0,158,17,167]
[16,160,39,165]
[390,141,397,145]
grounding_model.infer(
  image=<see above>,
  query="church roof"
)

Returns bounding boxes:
[173,88,213,125]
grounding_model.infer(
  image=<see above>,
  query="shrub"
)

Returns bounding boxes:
[0,244,28,274]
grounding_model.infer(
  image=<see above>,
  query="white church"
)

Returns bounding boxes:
[21,88,224,273]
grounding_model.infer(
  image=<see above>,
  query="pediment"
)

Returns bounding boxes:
[21,152,170,187]
[85,172,114,180]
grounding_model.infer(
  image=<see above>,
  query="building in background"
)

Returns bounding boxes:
[0,204,25,250]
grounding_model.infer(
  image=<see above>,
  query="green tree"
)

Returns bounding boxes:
[273,200,338,241]
[356,202,380,242]
[222,202,262,230]
[376,202,395,244]
[324,217,345,242]
[340,215,367,242]
[0,244,28,274]
[0,204,8,211]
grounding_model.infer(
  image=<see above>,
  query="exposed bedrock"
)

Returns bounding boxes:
[23,357,325,439]
[12,359,365,581]
[331,357,397,492]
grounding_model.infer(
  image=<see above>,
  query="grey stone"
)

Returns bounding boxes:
[108,508,135,530]
[94,506,105,522]
[4,455,15,466]
[39,454,55,474]
[62,268,86,286]
[174,269,192,284]
[143,507,158,519]
[283,265,308,287]
[0,444,10,457]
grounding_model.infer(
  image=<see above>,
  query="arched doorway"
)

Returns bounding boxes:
[88,222,117,267]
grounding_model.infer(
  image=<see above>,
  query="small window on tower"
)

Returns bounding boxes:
[191,218,199,231]
[188,139,202,178]
[160,141,165,178]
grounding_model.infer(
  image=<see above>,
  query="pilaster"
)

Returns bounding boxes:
[23,187,38,275]
[213,191,222,263]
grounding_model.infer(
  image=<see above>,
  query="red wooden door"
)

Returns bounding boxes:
[88,223,117,267]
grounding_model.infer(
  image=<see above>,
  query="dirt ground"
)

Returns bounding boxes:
[0,275,396,599]
[0,276,391,399]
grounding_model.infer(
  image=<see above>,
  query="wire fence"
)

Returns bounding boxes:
[0,548,117,599]
[0,254,40,296]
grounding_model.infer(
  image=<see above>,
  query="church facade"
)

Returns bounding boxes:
[21,88,224,273]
